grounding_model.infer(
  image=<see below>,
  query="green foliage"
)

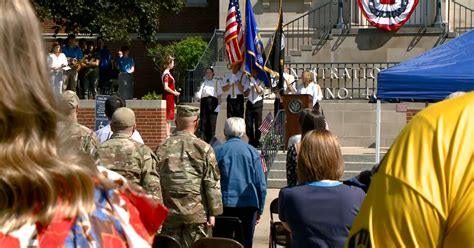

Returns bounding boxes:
[141,91,162,100]
[32,0,185,42]
[147,37,209,88]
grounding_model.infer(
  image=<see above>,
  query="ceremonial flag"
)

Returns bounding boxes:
[225,0,244,65]
[264,0,285,92]
[259,112,274,136]
[244,0,270,86]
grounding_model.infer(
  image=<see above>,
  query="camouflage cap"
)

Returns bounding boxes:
[176,105,200,118]
[62,90,79,109]
[111,107,136,128]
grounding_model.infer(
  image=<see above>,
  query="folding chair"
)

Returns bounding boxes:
[269,198,290,248]
[212,216,245,245]
[192,237,243,248]
[152,234,182,248]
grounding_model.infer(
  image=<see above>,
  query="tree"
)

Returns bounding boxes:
[147,37,209,89]
[32,0,185,42]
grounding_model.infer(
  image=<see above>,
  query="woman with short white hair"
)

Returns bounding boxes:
[214,117,267,248]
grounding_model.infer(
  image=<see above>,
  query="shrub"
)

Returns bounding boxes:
[141,91,162,100]
[147,37,208,89]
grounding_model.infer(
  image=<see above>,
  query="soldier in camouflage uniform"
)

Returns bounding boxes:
[98,107,162,202]
[156,105,223,248]
[60,90,99,160]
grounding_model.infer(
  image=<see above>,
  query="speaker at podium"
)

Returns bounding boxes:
[281,94,313,149]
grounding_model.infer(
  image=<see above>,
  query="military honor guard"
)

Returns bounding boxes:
[223,63,246,118]
[196,67,222,143]
[244,68,264,148]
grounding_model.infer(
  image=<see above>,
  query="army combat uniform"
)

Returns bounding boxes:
[99,133,162,201]
[156,105,223,248]
[59,90,100,160]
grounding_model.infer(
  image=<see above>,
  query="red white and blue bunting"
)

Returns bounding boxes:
[357,0,419,31]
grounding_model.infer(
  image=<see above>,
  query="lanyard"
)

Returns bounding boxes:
[305,180,342,187]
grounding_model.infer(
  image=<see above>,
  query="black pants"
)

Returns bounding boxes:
[200,96,218,143]
[245,100,263,148]
[274,98,283,117]
[227,94,244,118]
[222,207,258,248]
[98,68,112,94]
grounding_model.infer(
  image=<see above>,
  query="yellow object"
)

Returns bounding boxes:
[346,92,474,247]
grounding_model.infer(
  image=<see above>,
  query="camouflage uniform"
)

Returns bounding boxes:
[156,130,223,247]
[99,133,162,202]
[58,121,100,160]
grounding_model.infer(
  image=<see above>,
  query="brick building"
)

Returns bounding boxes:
[41,0,220,98]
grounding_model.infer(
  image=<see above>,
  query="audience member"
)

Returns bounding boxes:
[223,63,245,118]
[280,130,365,247]
[155,105,223,247]
[297,70,323,107]
[446,90,466,99]
[47,42,68,95]
[162,55,180,137]
[59,90,100,160]
[346,92,473,247]
[117,45,135,99]
[98,107,162,202]
[196,67,222,143]
[214,117,267,248]
[61,34,83,92]
[96,95,144,143]
[286,107,326,187]
[0,1,164,246]
[244,68,265,148]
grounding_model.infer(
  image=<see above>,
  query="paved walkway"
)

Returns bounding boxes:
[253,188,280,248]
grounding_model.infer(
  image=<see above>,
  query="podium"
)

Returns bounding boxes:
[281,94,313,149]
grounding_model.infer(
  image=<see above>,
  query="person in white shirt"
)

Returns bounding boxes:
[273,64,297,116]
[195,67,222,143]
[297,70,323,107]
[223,63,245,118]
[47,42,68,95]
[243,68,264,148]
[96,95,144,144]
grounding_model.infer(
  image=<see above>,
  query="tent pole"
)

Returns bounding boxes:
[376,100,381,164]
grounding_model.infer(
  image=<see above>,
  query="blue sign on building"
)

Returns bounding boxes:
[95,95,110,131]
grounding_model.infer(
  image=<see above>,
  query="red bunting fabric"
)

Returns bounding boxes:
[357,0,419,31]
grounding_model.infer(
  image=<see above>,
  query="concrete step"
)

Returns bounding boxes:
[265,149,384,188]
[267,170,362,188]
[268,160,376,171]
[272,152,383,163]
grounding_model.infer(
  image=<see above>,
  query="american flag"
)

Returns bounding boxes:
[259,112,274,136]
[225,0,244,65]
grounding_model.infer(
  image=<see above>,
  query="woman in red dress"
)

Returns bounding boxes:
[162,55,180,137]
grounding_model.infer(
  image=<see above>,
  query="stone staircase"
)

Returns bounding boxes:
[266,148,385,188]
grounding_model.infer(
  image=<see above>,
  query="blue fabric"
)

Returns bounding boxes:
[118,57,134,73]
[214,137,267,215]
[378,30,474,101]
[279,184,365,248]
[305,181,342,187]
[99,48,112,69]
[244,0,270,86]
[61,46,83,59]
